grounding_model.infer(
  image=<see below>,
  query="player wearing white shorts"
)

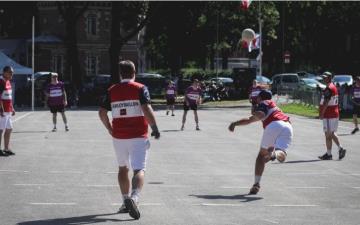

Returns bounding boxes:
[318,72,346,160]
[99,60,160,220]
[229,90,293,195]
[0,66,16,156]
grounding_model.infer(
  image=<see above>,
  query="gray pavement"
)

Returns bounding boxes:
[0,106,359,225]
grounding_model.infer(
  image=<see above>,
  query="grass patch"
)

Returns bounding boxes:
[279,103,354,122]
[279,103,319,118]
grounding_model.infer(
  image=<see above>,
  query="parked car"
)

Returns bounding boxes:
[209,77,234,85]
[333,75,353,86]
[256,75,271,84]
[135,73,166,97]
[300,78,326,90]
[271,73,300,94]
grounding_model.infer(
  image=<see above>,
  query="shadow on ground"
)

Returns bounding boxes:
[284,159,321,164]
[190,194,262,203]
[17,213,133,225]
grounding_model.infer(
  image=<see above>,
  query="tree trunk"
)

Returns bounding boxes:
[65,19,82,88]
[109,2,122,84]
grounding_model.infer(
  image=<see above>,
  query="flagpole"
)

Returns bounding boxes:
[258,0,262,76]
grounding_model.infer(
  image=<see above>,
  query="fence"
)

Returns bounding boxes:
[273,86,353,112]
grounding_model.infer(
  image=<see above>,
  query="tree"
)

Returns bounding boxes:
[109,1,160,83]
[56,2,89,88]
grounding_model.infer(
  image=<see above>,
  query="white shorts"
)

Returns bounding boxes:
[260,120,293,151]
[0,112,13,130]
[112,138,150,171]
[322,118,338,132]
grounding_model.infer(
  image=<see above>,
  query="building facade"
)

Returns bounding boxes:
[35,1,145,82]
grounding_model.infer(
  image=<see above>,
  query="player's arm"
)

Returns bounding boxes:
[98,92,112,135]
[140,86,160,139]
[320,89,331,118]
[228,111,264,132]
[62,86,68,106]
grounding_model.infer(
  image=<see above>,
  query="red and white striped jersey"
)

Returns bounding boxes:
[0,77,13,112]
[320,83,339,118]
[101,79,151,139]
[255,100,290,129]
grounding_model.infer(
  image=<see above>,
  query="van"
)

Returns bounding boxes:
[271,73,300,94]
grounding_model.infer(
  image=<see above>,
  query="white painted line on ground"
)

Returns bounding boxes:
[198,203,245,207]
[14,183,54,186]
[286,186,327,189]
[267,204,318,207]
[13,112,33,123]
[0,170,29,173]
[351,187,360,189]
[29,202,77,206]
[49,171,83,174]
[105,172,117,174]
[262,219,279,224]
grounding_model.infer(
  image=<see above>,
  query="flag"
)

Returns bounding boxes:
[248,33,260,52]
[241,0,253,10]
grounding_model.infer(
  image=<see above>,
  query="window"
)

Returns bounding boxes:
[282,75,298,83]
[52,55,63,74]
[87,55,98,76]
[87,14,97,35]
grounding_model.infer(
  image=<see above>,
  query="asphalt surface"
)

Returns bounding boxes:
[0,105,359,225]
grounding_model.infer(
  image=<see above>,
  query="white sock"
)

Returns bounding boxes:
[255,175,261,184]
[122,194,130,202]
[327,149,332,155]
[131,188,140,203]
[338,145,343,150]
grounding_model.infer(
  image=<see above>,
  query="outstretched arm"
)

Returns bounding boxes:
[228,111,264,132]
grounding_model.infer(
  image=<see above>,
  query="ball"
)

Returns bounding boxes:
[241,28,256,44]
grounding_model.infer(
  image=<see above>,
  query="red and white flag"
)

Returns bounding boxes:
[241,0,253,10]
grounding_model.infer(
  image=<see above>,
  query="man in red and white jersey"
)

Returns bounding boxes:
[228,90,293,195]
[44,73,69,132]
[318,71,346,160]
[99,60,160,220]
[0,66,15,156]
[165,80,176,116]
[181,79,202,131]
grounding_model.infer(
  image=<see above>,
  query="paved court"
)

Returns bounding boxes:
[0,105,359,225]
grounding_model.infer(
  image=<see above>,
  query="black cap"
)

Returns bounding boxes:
[258,90,272,100]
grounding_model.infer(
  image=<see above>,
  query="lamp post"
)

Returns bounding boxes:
[31,16,35,111]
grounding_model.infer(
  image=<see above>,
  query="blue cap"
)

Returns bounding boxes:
[258,90,272,100]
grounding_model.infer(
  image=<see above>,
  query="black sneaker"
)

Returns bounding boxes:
[117,203,129,213]
[339,148,346,160]
[196,126,200,131]
[171,113,175,116]
[166,111,169,115]
[0,150,9,157]
[3,150,15,156]
[124,198,140,220]
[351,128,359,135]
[318,153,332,160]
[249,183,260,195]
[52,127,57,132]
[65,126,69,132]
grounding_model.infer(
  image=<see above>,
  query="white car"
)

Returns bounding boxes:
[333,75,353,86]
[300,78,326,90]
